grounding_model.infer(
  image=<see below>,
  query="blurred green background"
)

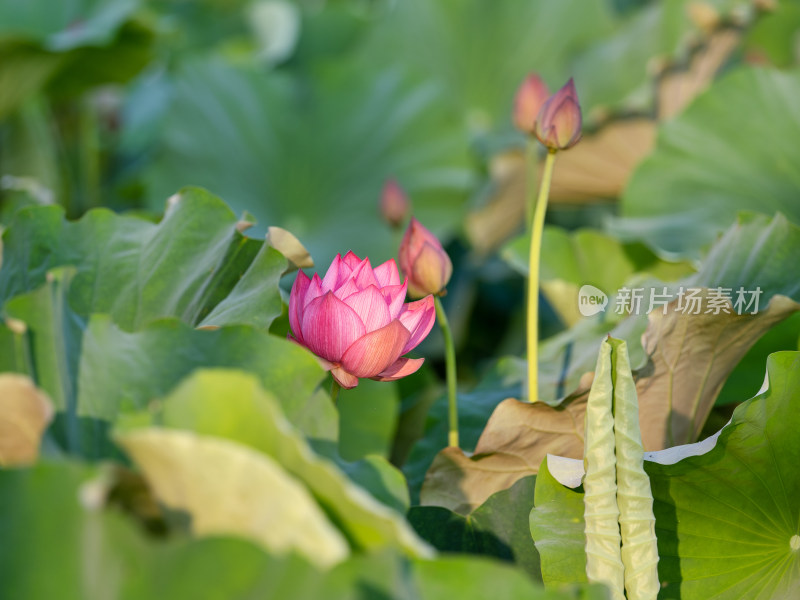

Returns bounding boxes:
[2,0,800,394]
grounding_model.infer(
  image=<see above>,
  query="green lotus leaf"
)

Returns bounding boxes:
[115,368,429,559]
[0,187,290,331]
[617,67,800,256]
[408,475,542,582]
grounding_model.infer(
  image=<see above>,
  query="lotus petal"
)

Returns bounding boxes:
[330,366,359,389]
[373,258,401,287]
[304,273,324,308]
[398,296,436,354]
[289,270,311,343]
[373,357,425,381]
[342,285,391,333]
[351,258,379,290]
[382,281,408,320]
[340,320,410,378]
[301,292,366,362]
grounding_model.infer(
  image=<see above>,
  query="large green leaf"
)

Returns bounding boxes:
[116,369,428,559]
[0,460,338,600]
[0,187,290,331]
[529,456,589,587]
[355,0,615,133]
[502,226,693,326]
[337,378,400,462]
[618,67,800,255]
[143,57,472,267]
[2,459,579,599]
[0,0,139,51]
[0,190,341,456]
[1,276,332,454]
[410,555,609,600]
[408,475,542,582]
[530,351,800,598]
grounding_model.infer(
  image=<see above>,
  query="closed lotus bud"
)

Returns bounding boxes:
[380,179,410,228]
[398,217,453,298]
[534,78,582,151]
[513,73,550,135]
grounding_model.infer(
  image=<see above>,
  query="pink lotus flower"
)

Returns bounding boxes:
[398,217,453,298]
[289,251,435,389]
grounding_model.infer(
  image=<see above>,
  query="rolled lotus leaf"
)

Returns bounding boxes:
[583,339,625,599]
[610,338,659,599]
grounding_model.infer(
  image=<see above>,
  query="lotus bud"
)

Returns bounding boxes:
[398,217,453,298]
[534,78,583,151]
[513,73,550,135]
[380,179,410,228]
[288,251,435,389]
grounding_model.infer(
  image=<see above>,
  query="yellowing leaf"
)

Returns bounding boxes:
[0,374,53,466]
[116,428,350,569]
[266,226,314,270]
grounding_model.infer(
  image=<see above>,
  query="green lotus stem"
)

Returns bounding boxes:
[434,295,459,448]
[330,380,341,406]
[583,339,625,600]
[525,139,539,231]
[526,148,557,402]
[611,338,660,600]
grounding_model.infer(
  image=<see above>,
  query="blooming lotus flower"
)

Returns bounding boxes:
[534,78,582,151]
[398,217,453,298]
[289,251,435,389]
[380,179,410,228]
[513,73,550,135]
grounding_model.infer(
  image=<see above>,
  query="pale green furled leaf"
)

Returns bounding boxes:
[582,340,624,599]
[609,338,659,600]
[116,428,350,569]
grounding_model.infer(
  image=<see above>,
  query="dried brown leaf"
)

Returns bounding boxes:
[421,292,799,513]
[637,293,799,449]
[421,387,589,515]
